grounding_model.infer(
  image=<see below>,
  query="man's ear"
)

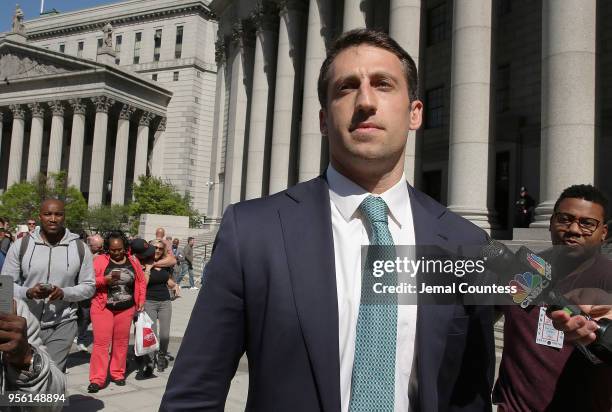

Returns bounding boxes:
[319,109,327,136]
[409,100,423,130]
[602,224,608,243]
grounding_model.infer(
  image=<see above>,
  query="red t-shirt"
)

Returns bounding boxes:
[493,254,612,412]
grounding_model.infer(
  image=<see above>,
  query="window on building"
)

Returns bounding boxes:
[188,180,193,187]
[77,41,84,57]
[425,86,444,128]
[115,35,122,52]
[175,25,183,59]
[59,43,65,53]
[154,29,162,62]
[97,38,103,53]
[133,32,142,64]
[190,159,195,166]
[173,71,179,81]
[427,4,448,46]
[152,73,158,81]
[191,138,196,145]
[496,64,511,113]
[194,97,199,103]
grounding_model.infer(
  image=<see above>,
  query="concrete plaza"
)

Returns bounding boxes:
[62,288,248,412]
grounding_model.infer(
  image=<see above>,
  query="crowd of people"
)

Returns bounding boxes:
[0,199,202,399]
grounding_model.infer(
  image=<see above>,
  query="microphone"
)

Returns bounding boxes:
[546,290,612,365]
[483,237,612,365]
[481,237,552,308]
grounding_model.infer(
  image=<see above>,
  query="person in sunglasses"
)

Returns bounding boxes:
[494,184,612,412]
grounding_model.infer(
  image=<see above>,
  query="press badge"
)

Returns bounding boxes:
[536,306,564,348]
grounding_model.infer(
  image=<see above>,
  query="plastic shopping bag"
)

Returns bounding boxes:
[134,311,159,356]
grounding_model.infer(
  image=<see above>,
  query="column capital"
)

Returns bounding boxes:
[9,104,25,119]
[27,102,45,118]
[252,1,279,32]
[279,0,308,16]
[91,96,115,113]
[69,98,88,115]
[157,117,167,132]
[118,103,136,120]
[48,100,65,117]
[231,21,255,49]
[139,111,155,127]
[215,38,226,64]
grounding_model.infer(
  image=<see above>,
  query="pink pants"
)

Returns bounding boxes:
[89,304,135,385]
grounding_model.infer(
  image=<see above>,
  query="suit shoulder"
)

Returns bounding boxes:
[411,188,488,244]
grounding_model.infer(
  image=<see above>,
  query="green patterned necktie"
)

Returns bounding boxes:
[349,195,397,412]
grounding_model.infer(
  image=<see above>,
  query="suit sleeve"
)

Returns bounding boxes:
[160,205,245,411]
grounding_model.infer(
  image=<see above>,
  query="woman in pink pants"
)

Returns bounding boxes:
[88,231,146,393]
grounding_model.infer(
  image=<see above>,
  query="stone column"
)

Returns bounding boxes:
[47,101,65,175]
[447,0,494,230]
[148,117,166,179]
[245,1,278,200]
[299,0,331,182]
[7,104,26,187]
[134,111,154,185]
[532,0,597,226]
[68,98,87,189]
[222,23,253,208]
[111,104,135,204]
[389,0,422,184]
[343,0,368,30]
[0,112,3,160]
[26,102,45,181]
[268,0,307,194]
[208,38,227,220]
[88,96,115,206]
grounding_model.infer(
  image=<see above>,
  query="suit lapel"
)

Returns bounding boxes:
[278,177,341,412]
[409,186,457,411]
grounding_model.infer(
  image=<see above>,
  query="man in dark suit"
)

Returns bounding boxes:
[160,29,495,411]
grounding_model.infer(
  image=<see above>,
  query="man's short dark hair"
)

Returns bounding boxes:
[317,28,418,109]
[554,184,609,220]
[188,237,194,242]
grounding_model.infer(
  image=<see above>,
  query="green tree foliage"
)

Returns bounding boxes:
[130,176,204,232]
[0,172,88,232]
[85,204,132,234]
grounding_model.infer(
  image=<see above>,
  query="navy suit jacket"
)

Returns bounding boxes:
[160,177,495,411]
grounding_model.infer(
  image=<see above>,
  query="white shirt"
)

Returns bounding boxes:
[327,165,418,412]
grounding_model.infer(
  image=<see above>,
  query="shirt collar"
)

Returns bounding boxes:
[326,164,409,227]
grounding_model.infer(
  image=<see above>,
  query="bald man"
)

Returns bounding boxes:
[1,199,95,371]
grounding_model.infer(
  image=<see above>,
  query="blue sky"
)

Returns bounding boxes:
[1,0,117,33]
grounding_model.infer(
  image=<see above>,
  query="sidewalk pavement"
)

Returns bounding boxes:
[62,288,248,411]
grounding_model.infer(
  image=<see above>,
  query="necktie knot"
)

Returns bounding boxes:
[359,195,389,225]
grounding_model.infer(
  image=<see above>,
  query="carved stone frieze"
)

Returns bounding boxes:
[0,53,70,80]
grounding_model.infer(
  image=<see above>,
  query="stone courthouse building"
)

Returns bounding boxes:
[0,0,217,211]
[209,0,612,238]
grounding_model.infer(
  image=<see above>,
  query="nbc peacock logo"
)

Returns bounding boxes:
[509,272,544,307]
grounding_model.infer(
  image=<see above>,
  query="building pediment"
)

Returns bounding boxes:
[0,39,97,82]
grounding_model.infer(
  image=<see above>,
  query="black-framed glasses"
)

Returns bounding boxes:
[553,212,601,233]
[27,222,36,226]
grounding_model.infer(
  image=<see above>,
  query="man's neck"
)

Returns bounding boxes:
[41,229,65,245]
[329,159,405,194]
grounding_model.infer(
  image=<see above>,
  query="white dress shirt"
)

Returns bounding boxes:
[327,165,418,412]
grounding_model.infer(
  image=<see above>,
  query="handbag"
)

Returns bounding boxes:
[134,311,160,356]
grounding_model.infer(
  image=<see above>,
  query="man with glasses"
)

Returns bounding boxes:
[26,219,37,233]
[493,184,612,411]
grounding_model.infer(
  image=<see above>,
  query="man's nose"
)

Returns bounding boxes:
[567,220,583,235]
[355,83,377,115]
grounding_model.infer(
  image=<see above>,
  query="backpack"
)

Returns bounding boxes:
[18,233,86,285]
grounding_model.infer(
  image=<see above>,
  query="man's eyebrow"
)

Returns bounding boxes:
[332,70,401,85]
